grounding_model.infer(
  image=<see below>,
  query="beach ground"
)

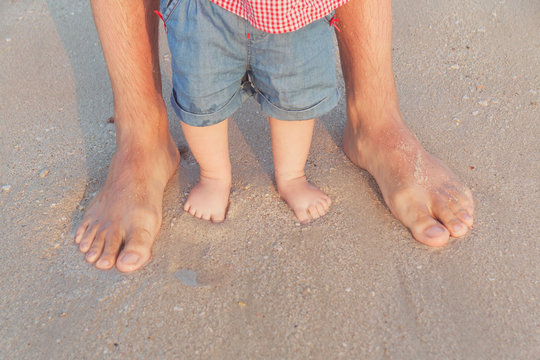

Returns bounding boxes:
[0,0,538,358]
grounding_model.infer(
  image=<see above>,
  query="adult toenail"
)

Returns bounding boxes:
[86,251,96,258]
[97,259,110,267]
[425,225,445,238]
[120,253,139,264]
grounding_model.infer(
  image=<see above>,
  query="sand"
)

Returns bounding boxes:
[0,0,538,358]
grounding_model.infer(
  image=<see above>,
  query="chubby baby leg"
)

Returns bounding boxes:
[181,119,231,222]
[269,117,332,223]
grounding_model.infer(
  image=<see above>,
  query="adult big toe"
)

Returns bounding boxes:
[115,231,153,273]
[417,223,451,247]
[396,199,451,247]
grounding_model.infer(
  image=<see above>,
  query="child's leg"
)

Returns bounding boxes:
[269,117,332,223]
[181,119,231,222]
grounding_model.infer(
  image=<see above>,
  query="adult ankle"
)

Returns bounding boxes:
[346,103,403,139]
[115,115,171,146]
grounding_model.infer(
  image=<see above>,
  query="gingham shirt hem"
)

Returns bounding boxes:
[209,0,350,34]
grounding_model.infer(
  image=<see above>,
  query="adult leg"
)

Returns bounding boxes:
[335,0,474,246]
[269,117,332,223]
[74,0,180,272]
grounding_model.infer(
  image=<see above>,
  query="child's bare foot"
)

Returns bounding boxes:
[74,130,180,272]
[276,176,332,223]
[183,175,230,222]
[343,110,474,247]
[269,117,332,223]
[180,119,231,222]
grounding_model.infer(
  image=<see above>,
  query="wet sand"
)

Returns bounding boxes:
[0,0,538,358]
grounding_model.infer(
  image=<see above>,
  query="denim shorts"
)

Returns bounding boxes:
[161,0,339,126]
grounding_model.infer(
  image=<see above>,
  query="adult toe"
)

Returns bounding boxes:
[85,232,106,263]
[417,222,450,247]
[398,201,450,247]
[79,224,99,253]
[431,199,469,238]
[115,229,153,273]
[95,230,123,270]
[74,220,90,244]
[447,190,474,228]
[455,209,474,228]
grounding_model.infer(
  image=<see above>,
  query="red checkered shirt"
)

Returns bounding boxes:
[209,0,349,33]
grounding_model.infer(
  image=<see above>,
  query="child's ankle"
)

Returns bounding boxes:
[275,171,306,184]
[199,173,231,187]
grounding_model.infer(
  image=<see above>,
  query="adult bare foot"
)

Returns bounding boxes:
[343,110,474,247]
[334,0,473,246]
[183,175,231,222]
[276,176,332,224]
[74,131,180,272]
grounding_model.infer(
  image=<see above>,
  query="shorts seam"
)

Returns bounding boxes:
[163,0,182,22]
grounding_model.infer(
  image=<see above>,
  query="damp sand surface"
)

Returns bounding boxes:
[1,0,539,358]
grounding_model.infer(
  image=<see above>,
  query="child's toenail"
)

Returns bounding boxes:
[86,251,95,258]
[120,253,139,264]
[425,225,445,237]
